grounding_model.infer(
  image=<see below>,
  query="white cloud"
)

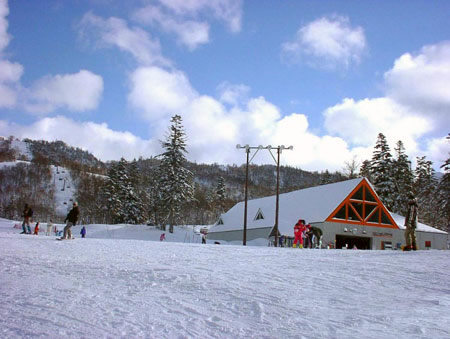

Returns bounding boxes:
[128,67,197,120]
[126,65,366,171]
[323,97,432,151]
[0,1,23,108]
[133,5,209,50]
[384,41,450,118]
[217,82,250,106]
[78,12,170,66]
[23,70,104,114]
[0,0,10,53]
[282,15,366,69]
[0,4,103,114]
[0,59,23,108]
[0,116,158,161]
[156,0,242,33]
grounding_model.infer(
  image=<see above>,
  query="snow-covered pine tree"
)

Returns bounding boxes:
[359,160,372,181]
[158,115,195,233]
[105,158,145,224]
[391,140,414,215]
[215,176,226,216]
[104,161,123,223]
[435,134,449,230]
[415,156,439,227]
[370,133,395,210]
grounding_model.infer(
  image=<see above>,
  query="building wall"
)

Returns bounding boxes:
[208,227,272,242]
[314,221,447,250]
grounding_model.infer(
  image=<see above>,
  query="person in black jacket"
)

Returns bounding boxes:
[61,202,80,240]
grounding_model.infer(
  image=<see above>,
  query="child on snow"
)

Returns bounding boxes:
[33,222,39,235]
[80,226,86,238]
[46,220,53,236]
[160,233,166,241]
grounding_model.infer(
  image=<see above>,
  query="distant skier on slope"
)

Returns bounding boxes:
[404,193,418,251]
[60,202,79,240]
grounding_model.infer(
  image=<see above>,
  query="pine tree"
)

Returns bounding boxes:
[370,133,395,210]
[359,160,372,181]
[435,134,450,230]
[104,161,123,223]
[158,115,195,233]
[391,140,414,215]
[105,158,145,224]
[414,156,438,226]
[215,176,226,215]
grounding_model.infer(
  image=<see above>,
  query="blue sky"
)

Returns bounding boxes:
[0,0,449,172]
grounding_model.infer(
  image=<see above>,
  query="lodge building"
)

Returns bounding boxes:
[207,178,448,250]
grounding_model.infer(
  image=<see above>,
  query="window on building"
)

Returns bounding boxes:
[254,209,265,220]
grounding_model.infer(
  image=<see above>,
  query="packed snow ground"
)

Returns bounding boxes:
[1,219,449,338]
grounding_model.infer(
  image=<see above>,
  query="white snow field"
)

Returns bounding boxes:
[1,219,449,339]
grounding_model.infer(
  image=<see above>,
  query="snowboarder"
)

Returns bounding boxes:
[160,233,166,241]
[80,226,86,238]
[33,222,39,235]
[61,202,80,240]
[404,193,418,251]
[21,204,33,234]
[46,220,53,236]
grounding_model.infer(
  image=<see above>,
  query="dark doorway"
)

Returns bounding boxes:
[336,235,371,250]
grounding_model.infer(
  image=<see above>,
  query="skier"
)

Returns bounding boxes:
[404,193,418,251]
[293,219,306,248]
[46,220,53,236]
[202,233,207,244]
[80,226,86,238]
[33,222,39,235]
[21,204,33,234]
[61,202,80,240]
[160,233,166,241]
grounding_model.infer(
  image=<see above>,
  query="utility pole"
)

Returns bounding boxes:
[236,144,293,246]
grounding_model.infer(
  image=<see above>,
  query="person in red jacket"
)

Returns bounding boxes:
[293,219,306,248]
[33,222,39,235]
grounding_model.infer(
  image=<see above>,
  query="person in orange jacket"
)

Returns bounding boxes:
[293,219,306,248]
[33,222,40,235]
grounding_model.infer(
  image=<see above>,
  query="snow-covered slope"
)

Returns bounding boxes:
[51,165,76,216]
[0,218,449,338]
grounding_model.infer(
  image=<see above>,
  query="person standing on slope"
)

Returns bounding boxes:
[404,193,418,251]
[61,202,80,240]
[21,204,33,234]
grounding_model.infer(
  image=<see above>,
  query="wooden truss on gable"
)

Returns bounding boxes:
[326,178,399,229]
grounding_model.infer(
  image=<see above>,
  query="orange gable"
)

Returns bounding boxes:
[326,178,399,229]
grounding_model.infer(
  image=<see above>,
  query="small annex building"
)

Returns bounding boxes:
[207,177,448,250]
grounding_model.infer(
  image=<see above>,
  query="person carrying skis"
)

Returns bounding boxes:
[61,202,80,240]
[404,193,418,251]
